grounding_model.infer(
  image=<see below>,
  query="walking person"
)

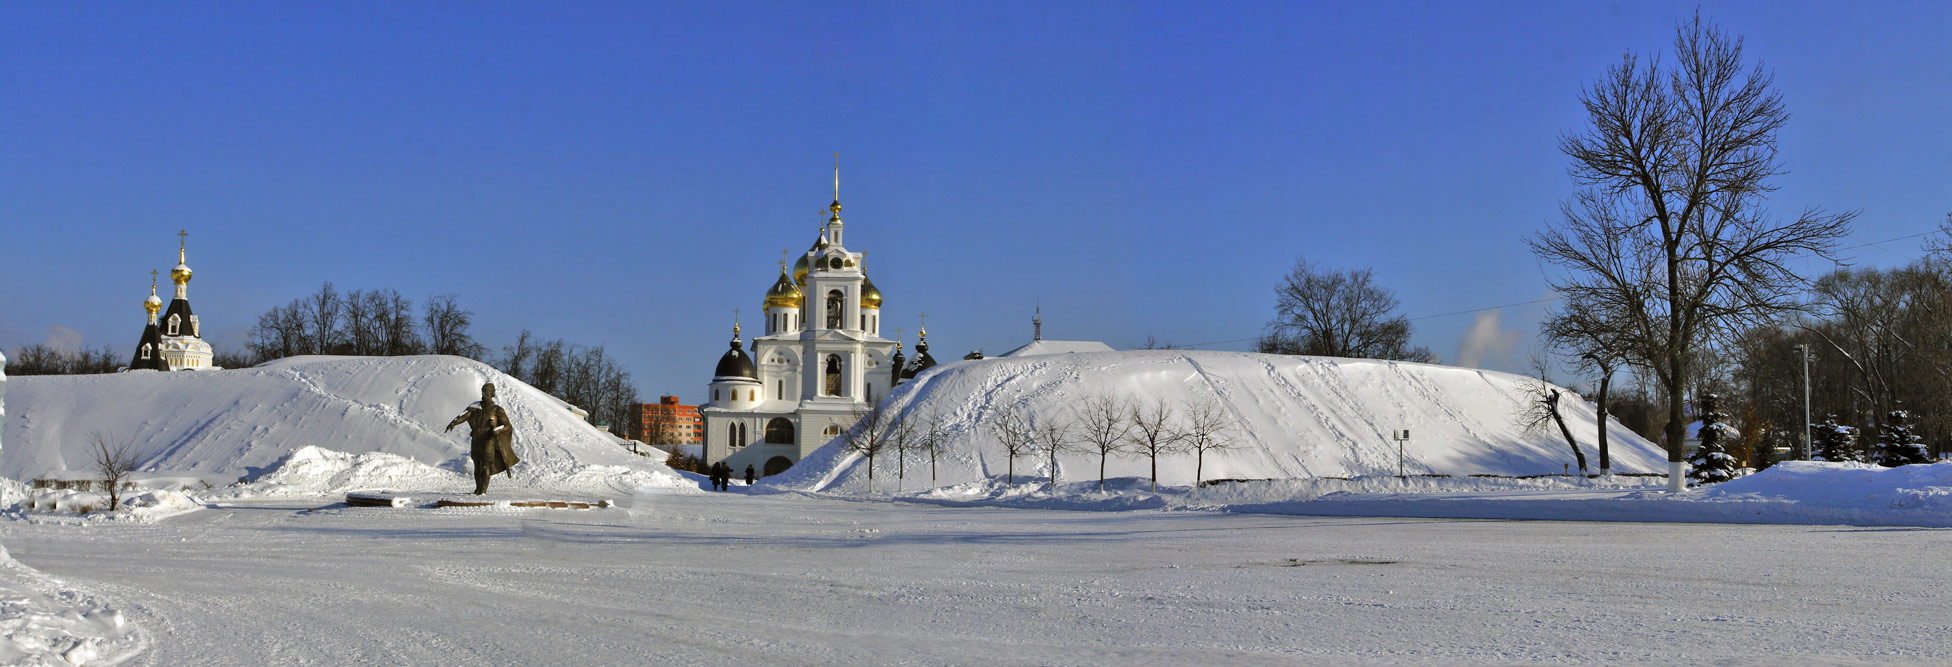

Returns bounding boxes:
[744,465,756,486]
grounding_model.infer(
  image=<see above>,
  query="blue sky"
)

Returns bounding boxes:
[3,1,1947,402]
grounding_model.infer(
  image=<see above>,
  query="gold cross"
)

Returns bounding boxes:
[150,269,158,286]
[779,249,790,270]
[178,229,188,248]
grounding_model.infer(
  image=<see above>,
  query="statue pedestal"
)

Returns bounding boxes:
[341,491,609,510]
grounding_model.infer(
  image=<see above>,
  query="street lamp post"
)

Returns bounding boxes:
[1793,343,1811,460]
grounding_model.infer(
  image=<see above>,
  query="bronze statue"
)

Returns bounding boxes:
[445,382,521,494]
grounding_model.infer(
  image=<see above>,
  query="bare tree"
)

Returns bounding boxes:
[988,403,1037,486]
[1542,295,1635,476]
[376,289,424,355]
[423,293,483,358]
[1529,14,1854,491]
[90,431,142,511]
[1078,393,1134,492]
[1127,397,1185,492]
[1031,412,1078,492]
[1516,353,1589,475]
[841,402,898,492]
[914,409,949,487]
[1259,256,1433,362]
[307,282,345,354]
[889,410,917,492]
[1176,395,1235,486]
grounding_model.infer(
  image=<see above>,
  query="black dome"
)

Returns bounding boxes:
[714,339,757,380]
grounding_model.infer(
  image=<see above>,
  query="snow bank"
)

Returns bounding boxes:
[1182,462,1952,528]
[1691,460,1952,514]
[771,350,1664,493]
[0,553,142,666]
[2,355,689,498]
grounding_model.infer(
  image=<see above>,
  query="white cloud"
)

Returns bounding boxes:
[1456,310,1520,370]
[42,325,84,353]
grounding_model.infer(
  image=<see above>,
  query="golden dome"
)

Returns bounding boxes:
[171,251,192,285]
[144,287,162,315]
[860,275,882,310]
[792,253,811,286]
[763,270,803,310]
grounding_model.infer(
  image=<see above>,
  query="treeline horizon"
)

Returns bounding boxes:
[8,282,641,437]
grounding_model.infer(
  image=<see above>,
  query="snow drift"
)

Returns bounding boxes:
[2,355,687,497]
[772,350,1666,492]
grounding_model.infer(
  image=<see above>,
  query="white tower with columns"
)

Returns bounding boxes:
[699,157,911,478]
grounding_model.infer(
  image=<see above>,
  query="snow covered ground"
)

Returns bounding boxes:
[774,351,1667,493]
[4,490,1950,665]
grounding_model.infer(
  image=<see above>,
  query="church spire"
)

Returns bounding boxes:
[825,153,844,246]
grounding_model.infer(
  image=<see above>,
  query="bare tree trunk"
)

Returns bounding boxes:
[1546,390,1588,475]
[1596,371,1613,476]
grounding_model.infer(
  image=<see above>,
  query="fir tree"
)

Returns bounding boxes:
[1812,414,1862,463]
[1686,393,1741,486]
[1872,410,1932,467]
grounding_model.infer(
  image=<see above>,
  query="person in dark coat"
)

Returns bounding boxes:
[711,462,728,491]
[744,465,756,486]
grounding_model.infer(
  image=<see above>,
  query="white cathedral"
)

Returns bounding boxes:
[700,164,936,477]
[129,231,215,372]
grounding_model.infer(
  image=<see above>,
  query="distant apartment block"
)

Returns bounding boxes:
[630,396,703,445]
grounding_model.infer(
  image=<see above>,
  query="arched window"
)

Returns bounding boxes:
[826,290,844,329]
[140,344,152,360]
[727,423,737,449]
[764,456,794,476]
[167,314,180,336]
[748,389,755,402]
[824,354,843,397]
[824,424,841,436]
[765,418,794,444]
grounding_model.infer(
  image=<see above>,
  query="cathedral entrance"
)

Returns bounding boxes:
[763,456,794,477]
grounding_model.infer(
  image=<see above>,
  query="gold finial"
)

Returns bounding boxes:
[779,249,790,271]
[151,269,158,288]
[733,308,741,337]
[918,312,927,338]
[178,228,188,249]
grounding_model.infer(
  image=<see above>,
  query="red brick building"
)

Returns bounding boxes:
[630,396,703,445]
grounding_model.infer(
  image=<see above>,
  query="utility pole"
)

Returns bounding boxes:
[1793,343,1812,460]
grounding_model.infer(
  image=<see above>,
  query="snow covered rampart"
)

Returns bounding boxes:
[772,350,1665,492]
[2,355,685,496]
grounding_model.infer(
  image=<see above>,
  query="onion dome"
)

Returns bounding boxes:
[763,270,803,310]
[907,329,936,377]
[860,275,882,310]
[713,324,757,380]
[143,278,162,319]
[792,234,827,286]
[170,245,192,285]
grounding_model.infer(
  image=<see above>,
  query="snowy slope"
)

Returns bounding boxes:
[1,355,685,496]
[773,350,1665,492]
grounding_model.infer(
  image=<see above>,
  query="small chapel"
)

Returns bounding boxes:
[129,231,215,372]
[699,160,937,477]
